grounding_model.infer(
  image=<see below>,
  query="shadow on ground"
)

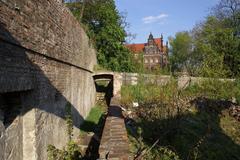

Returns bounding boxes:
[81,76,114,159]
[128,97,240,160]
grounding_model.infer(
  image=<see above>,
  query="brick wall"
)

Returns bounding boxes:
[0,0,97,159]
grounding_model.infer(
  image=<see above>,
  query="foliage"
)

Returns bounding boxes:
[47,145,65,160]
[47,141,82,160]
[235,79,240,103]
[169,0,240,78]
[47,103,82,160]
[193,16,240,77]
[183,79,239,100]
[131,52,145,74]
[93,64,110,72]
[65,103,73,141]
[80,104,106,134]
[169,31,194,73]
[121,78,177,107]
[66,0,135,72]
[123,79,240,160]
[151,147,181,160]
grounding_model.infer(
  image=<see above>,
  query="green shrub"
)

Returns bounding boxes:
[148,147,180,160]
[47,103,82,160]
[123,77,240,160]
[121,78,178,108]
[233,79,240,104]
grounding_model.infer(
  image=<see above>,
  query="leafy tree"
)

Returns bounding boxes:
[67,0,134,72]
[212,0,240,28]
[170,0,240,78]
[193,16,240,77]
[169,31,194,73]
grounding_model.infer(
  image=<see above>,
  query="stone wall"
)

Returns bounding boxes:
[114,73,235,91]
[0,0,97,160]
[178,76,235,89]
[114,73,171,93]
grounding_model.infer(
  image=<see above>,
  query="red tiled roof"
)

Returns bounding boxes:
[154,38,162,48]
[125,43,145,53]
[126,38,163,53]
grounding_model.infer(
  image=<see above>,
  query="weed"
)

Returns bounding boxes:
[123,78,240,160]
[47,103,82,160]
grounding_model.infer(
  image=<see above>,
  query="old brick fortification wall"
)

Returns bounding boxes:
[0,0,96,160]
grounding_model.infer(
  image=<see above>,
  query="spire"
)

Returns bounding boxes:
[148,32,154,45]
[160,34,164,51]
[149,32,154,40]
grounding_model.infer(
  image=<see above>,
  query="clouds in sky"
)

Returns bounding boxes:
[142,13,168,24]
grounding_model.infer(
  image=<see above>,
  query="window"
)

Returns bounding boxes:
[150,59,153,63]
[145,59,148,63]
[155,59,158,63]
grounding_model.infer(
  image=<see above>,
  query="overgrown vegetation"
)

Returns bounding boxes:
[80,104,106,134]
[47,103,107,160]
[47,103,82,160]
[122,78,240,160]
[120,1,240,158]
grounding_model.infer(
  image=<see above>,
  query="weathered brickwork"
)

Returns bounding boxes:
[99,97,131,160]
[0,0,96,160]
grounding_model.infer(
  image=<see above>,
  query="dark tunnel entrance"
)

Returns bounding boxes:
[0,91,29,159]
[93,74,114,106]
[0,92,23,129]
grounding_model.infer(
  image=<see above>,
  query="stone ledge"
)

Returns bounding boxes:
[99,97,131,160]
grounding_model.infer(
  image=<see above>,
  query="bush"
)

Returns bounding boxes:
[121,78,178,108]
[123,77,240,160]
[234,79,240,104]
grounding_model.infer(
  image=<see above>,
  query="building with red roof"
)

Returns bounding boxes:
[126,33,168,70]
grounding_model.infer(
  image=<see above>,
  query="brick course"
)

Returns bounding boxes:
[0,0,97,159]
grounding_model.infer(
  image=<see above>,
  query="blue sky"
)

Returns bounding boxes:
[115,0,220,43]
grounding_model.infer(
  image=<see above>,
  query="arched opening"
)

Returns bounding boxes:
[93,74,114,106]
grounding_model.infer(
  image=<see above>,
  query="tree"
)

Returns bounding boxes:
[169,31,194,73]
[193,15,240,77]
[67,0,134,72]
[212,0,240,28]
[170,0,240,78]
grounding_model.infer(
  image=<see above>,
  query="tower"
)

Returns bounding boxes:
[160,34,164,52]
[148,32,154,45]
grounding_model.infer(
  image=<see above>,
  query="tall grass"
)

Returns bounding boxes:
[122,78,240,160]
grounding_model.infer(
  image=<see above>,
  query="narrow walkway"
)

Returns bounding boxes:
[99,96,131,160]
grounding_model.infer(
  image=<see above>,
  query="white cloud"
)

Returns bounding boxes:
[142,13,169,24]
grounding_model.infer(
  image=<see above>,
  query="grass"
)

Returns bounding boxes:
[122,79,240,160]
[127,102,240,160]
[80,104,106,135]
[120,79,177,108]
[93,64,111,72]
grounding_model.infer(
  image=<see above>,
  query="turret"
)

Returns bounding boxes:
[160,34,164,51]
[148,32,154,45]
